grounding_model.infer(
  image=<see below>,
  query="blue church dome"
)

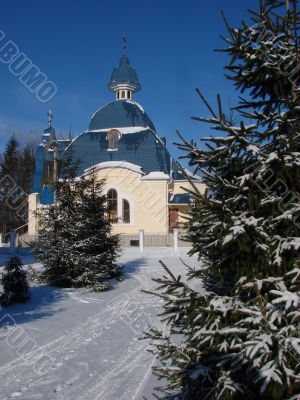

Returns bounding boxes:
[108,54,141,92]
[88,100,156,132]
[32,43,195,206]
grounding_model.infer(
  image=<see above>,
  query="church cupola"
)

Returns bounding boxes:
[41,109,56,143]
[108,34,141,101]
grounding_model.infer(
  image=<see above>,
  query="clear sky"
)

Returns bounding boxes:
[0,0,255,160]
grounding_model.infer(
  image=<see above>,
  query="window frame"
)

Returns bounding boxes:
[107,188,118,223]
[106,129,121,151]
[122,198,130,224]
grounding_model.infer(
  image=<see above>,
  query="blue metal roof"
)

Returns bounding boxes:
[44,140,71,162]
[69,128,171,176]
[169,193,191,204]
[40,185,54,205]
[31,50,199,207]
[89,100,155,132]
[42,127,56,142]
[32,144,46,193]
[108,55,140,91]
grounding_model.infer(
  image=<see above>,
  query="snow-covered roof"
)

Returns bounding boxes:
[141,171,170,180]
[84,161,143,175]
[125,100,144,113]
[88,126,149,134]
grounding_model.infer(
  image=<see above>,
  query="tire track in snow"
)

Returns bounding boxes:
[75,339,153,400]
[0,288,159,398]
[0,289,147,394]
[0,274,149,377]
[0,256,189,399]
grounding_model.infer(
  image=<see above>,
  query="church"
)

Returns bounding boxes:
[28,44,205,242]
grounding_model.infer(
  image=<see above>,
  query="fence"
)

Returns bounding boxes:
[16,234,37,247]
[119,232,190,247]
[3,231,191,252]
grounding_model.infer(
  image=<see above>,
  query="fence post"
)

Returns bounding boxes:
[173,229,179,253]
[139,229,144,253]
[9,229,16,255]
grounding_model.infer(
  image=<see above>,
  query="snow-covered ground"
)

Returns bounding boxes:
[0,248,200,400]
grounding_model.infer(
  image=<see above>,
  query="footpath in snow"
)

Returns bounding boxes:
[0,248,201,400]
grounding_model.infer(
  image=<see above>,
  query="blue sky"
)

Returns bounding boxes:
[0,0,254,159]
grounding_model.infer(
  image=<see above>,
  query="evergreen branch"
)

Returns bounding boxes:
[195,88,218,119]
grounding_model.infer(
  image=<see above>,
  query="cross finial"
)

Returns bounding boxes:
[47,109,53,128]
[122,32,126,55]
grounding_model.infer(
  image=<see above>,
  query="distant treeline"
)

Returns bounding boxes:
[0,136,36,236]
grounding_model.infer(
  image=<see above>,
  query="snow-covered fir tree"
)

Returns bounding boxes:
[34,151,121,291]
[1,256,30,306]
[144,1,300,399]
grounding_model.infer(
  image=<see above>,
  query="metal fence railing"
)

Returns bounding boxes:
[119,232,190,248]
[8,232,191,249]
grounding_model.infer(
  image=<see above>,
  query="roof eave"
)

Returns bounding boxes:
[108,82,141,92]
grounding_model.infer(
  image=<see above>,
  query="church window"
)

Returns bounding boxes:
[127,90,131,99]
[117,91,120,99]
[43,161,54,185]
[122,199,130,223]
[107,129,121,151]
[121,90,125,99]
[107,189,118,222]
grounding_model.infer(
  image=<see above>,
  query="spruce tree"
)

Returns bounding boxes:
[145,1,300,399]
[34,152,121,291]
[0,136,21,234]
[0,137,35,235]
[1,136,20,180]
[1,256,30,306]
[19,144,35,194]
[68,172,121,290]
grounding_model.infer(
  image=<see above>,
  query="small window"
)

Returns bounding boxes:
[43,161,54,184]
[117,91,120,99]
[107,189,118,222]
[107,129,121,151]
[121,90,125,99]
[127,90,131,99]
[122,199,130,223]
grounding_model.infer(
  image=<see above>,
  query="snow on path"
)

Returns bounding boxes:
[0,249,200,400]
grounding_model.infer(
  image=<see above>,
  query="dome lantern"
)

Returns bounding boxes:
[108,34,141,100]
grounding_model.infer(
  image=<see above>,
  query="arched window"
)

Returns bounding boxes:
[127,90,131,99]
[107,129,121,151]
[122,199,130,223]
[117,91,120,99]
[107,189,118,222]
[121,90,125,99]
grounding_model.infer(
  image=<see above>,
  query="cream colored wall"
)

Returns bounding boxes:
[28,168,206,236]
[169,180,206,232]
[28,193,39,235]
[171,180,206,195]
[94,167,169,235]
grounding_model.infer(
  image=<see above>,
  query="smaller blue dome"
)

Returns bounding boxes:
[108,55,141,92]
